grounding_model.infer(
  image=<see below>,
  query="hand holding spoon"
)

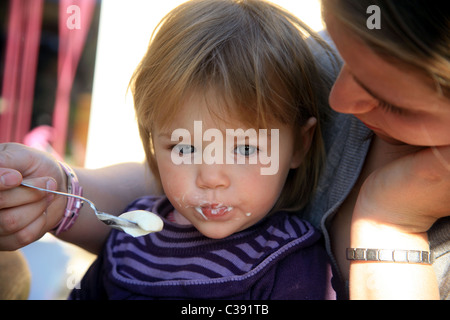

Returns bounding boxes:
[21,182,163,237]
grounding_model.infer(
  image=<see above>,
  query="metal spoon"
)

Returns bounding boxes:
[21,182,139,232]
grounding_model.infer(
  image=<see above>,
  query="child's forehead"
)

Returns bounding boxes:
[154,89,268,130]
[155,110,260,134]
[155,115,288,140]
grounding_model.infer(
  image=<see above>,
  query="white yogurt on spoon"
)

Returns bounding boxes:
[118,210,164,237]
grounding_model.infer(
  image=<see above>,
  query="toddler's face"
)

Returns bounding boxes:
[151,92,309,239]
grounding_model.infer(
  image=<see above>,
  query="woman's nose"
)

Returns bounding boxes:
[195,163,230,190]
[329,65,376,115]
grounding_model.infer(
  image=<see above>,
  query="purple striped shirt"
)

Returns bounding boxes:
[70,196,339,299]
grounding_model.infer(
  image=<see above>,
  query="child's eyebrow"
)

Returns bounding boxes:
[157,129,192,140]
[156,129,185,138]
[157,132,172,138]
[156,126,277,140]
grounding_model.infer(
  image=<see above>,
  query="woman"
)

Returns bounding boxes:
[0,0,448,299]
[319,0,449,299]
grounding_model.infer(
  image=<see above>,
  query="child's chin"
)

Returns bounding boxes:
[196,225,235,240]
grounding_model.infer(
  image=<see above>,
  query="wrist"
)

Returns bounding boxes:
[50,162,83,235]
[45,163,69,230]
[352,186,436,239]
[351,215,430,251]
[349,217,439,299]
[58,161,68,194]
[355,172,440,235]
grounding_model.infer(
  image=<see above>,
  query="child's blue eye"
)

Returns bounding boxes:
[173,144,195,155]
[234,145,258,156]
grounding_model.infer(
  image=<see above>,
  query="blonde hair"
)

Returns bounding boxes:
[131,0,336,212]
[322,0,450,96]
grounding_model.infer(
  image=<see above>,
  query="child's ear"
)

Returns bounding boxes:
[290,117,317,169]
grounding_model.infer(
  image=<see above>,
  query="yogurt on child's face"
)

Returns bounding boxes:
[118,210,164,237]
[194,205,233,220]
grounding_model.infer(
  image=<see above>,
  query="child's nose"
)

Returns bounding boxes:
[196,163,230,190]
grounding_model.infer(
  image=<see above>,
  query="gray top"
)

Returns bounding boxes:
[302,111,450,299]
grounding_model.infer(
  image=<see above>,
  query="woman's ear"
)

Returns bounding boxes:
[290,117,317,169]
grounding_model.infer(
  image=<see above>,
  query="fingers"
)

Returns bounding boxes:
[0,177,56,210]
[0,177,57,251]
[0,189,49,233]
[0,143,65,251]
[0,203,48,251]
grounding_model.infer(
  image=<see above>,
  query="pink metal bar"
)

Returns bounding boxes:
[0,0,43,143]
[14,0,44,143]
[52,0,95,156]
[0,0,23,142]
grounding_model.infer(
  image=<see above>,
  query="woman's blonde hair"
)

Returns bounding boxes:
[322,0,450,96]
[131,0,336,212]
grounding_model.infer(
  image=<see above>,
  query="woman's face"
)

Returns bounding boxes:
[324,13,450,147]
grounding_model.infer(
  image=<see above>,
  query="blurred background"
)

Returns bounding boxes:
[0,0,324,299]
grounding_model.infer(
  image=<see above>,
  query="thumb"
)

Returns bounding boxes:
[0,143,41,175]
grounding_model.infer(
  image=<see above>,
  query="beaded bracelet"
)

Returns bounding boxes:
[52,162,83,235]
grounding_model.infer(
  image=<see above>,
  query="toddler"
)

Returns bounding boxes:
[71,0,340,300]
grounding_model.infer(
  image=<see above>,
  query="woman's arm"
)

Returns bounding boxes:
[57,162,157,253]
[349,146,450,299]
[350,212,439,299]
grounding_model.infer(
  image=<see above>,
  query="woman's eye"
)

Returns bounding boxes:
[173,144,195,155]
[377,100,406,116]
[234,145,258,156]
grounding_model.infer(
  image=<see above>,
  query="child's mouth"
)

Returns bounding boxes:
[194,204,233,220]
